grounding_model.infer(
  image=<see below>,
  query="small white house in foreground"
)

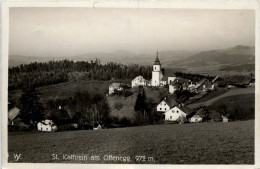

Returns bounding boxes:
[37,119,57,132]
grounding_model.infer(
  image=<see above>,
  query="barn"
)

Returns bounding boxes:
[194,78,214,93]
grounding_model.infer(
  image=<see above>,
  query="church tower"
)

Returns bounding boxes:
[151,51,162,86]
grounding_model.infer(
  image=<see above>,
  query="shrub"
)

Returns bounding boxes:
[114,102,123,110]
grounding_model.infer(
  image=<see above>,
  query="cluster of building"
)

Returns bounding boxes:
[109,52,217,95]
[108,51,254,123]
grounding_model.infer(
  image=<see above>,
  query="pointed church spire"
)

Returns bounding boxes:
[154,50,161,65]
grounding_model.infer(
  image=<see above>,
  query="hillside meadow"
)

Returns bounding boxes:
[8,120,254,164]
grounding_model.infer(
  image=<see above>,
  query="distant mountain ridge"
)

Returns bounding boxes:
[174,45,255,67]
[9,50,198,67]
[9,45,255,75]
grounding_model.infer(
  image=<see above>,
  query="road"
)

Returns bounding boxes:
[188,87,255,108]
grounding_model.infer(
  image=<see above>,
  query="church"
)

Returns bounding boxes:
[151,51,172,87]
[131,51,176,88]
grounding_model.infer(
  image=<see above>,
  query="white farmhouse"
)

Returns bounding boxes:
[109,83,123,95]
[131,76,148,88]
[169,82,182,94]
[37,119,57,132]
[164,105,193,122]
[190,115,203,122]
[168,77,176,84]
[157,95,178,112]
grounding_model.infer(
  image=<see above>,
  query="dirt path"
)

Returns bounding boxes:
[188,87,255,108]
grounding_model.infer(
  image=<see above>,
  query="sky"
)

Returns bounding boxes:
[9,8,255,57]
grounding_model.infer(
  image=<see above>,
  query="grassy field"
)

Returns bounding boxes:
[189,87,255,108]
[108,87,168,121]
[8,120,254,164]
[8,80,130,104]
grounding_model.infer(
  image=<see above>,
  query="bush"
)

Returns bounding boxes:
[114,102,123,110]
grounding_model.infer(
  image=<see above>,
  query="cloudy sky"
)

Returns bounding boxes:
[9,8,255,57]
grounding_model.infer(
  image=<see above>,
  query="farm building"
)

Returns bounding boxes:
[222,116,229,122]
[167,76,177,84]
[194,78,214,93]
[46,106,71,124]
[157,95,178,112]
[190,115,203,122]
[131,76,148,88]
[93,124,102,130]
[226,75,253,88]
[109,83,124,94]
[8,104,29,129]
[164,104,193,122]
[217,81,228,88]
[169,82,182,94]
[188,107,207,123]
[249,79,255,87]
[37,119,57,132]
[8,106,20,125]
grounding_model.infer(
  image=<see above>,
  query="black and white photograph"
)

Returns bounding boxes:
[1,1,259,168]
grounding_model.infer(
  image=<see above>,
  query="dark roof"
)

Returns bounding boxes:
[176,105,194,115]
[8,107,20,121]
[110,83,124,88]
[164,95,178,107]
[161,76,168,81]
[194,108,207,117]
[194,78,210,89]
[169,78,191,86]
[177,78,190,84]
[218,80,227,86]
[154,55,161,65]
[226,76,252,85]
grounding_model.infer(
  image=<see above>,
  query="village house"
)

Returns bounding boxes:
[8,103,29,129]
[222,116,229,122]
[188,108,207,123]
[131,75,148,88]
[37,119,57,132]
[226,75,254,88]
[168,76,177,84]
[168,78,193,94]
[109,83,124,95]
[46,106,71,124]
[217,80,228,88]
[169,82,182,94]
[157,95,178,112]
[8,106,20,126]
[194,78,214,93]
[164,104,193,122]
[93,124,102,130]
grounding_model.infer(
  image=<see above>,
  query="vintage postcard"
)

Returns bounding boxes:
[1,1,259,169]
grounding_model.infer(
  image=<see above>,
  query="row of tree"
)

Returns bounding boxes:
[19,86,111,128]
[9,59,152,90]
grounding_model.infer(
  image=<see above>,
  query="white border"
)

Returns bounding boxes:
[1,1,260,169]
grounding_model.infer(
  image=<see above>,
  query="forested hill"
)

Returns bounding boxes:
[8,59,152,90]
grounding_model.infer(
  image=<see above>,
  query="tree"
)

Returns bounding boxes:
[19,86,44,125]
[134,89,149,124]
